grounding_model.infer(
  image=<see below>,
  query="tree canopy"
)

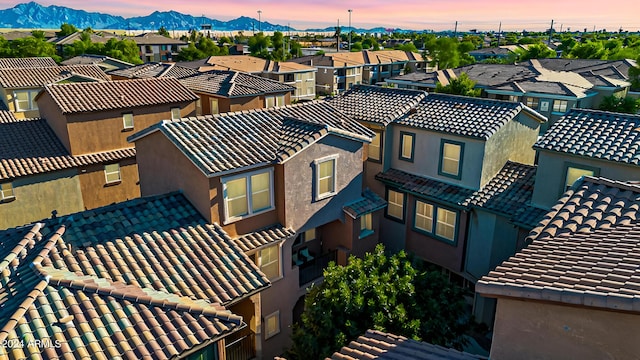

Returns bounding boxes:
[598,95,640,114]
[287,244,469,360]
[435,73,481,97]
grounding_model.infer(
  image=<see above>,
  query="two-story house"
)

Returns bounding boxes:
[130,32,188,62]
[477,177,640,359]
[0,192,272,359]
[0,64,110,118]
[34,77,199,209]
[128,101,376,358]
[361,49,427,84]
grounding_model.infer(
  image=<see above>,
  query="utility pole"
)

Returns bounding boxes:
[348,9,352,51]
[454,21,458,38]
[337,18,340,52]
[497,22,502,46]
[549,19,554,45]
[257,10,262,32]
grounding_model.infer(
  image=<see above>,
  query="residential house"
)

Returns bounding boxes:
[330,329,486,360]
[61,54,134,72]
[0,192,272,359]
[0,64,110,118]
[34,77,199,209]
[477,177,640,360]
[108,62,199,80]
[128,101,377,358]
[0,30,56,41]
[468,47,513,61]
[387,59,635,132]
[130,32,187,62]
[178,70,296,115]
[51,31,119,57]
[361,49,428,84]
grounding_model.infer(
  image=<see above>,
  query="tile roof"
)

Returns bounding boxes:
[204,55,268,73]
[395,94,542,140]
[533,108,640,166]
[52,32,118,46]
[61,54,134,67]
[0,223,245,360]
[232,224,296,252]
[343,188,388,219]
[468,161,537,217]
[0,100,16,123]
[477,176,640,310]
[131,32,187,45]
[376,168,475,207]
[42,77,199,114]
[0,117,135,180]
[0,57,58,68]
[330,329,486,360]
[108,62,199,79]
[129,101,373,176]
[511,204,549,229]
[328,85,426,126]
[0,65,110,88]
[179,70,295,98]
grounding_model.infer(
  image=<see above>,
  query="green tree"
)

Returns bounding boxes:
[435,73,481,97]
[248,32,271,58]
[56,23,78,37]
[287,245,469,360]
[515,43,556,61]
[104,38,143,64]
[10,35,60,61]
[598,95,640,113]
[570,41,606,59]
[158,26,170,38]
[629,56,640,91]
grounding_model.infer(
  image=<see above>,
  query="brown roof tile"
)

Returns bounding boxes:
[232,224,295,252]
[343,189,387,219]
[0,65,110,88]
[108,62,199,79]
[0,57,57,69]
[43,77,199,114]
[179,69,295,97]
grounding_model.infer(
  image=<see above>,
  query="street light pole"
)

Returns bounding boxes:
[348,9,352,51]
[257,10,262,32]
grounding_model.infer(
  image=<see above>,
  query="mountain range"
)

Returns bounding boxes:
[0,2,406,33]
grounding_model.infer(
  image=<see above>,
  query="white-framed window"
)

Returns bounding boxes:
[259,244,281,281]
[414,200,457,242]
[265,95,285,108]
[368,130,382,162]
[170,107,181,120]
[525,97,539,109]
[122,113,134,130]
[210,98,219,114]
[386,189,405,221]
[399,132,415,162]
[104,163,121,184]
[264,311,280,339]
[414,201,434,233]
[553,99,568,113]
[222,168,274,223]
[1,182,15,201]
[314,155,338,200]
[436,208,457,241]
[440,141,463,178]
[13,89,39,112]
[360,213,373,238]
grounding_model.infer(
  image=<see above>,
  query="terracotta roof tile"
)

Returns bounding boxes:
[232,224,295,252]
[130,101,373,176]
[0,117,135,180]
[179,69,295,97]
[0,57,58,69]
[343,189,387,219]
[0,65,110,88]
[108,62,199,79]
[131,33,187,45]
[43,77,199,114]
[534,109,640,166]
[376,168,475,207]
[0,100,16,123]
[328,85,426,126]
[329,329,486,360]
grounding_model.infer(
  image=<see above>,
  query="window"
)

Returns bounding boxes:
[539,100,550,112]
[413,199,457,243]
[260,245,281,280]
[196,97,202,116]
[104,163,121,184]
[13,90,39,112]
[359,213,373,238]
[170,107,181,120]
[314,155,338,200]
[122,113,134,130]
[266,95,285,108]
[222,168,274,222]
[1,182,15,201]
[508,95,519,102]
[210,98,219,114]
[368,130,383,162]
[564,165,598,191]
[304,228,316,242]
[525,97,539,109]
[439,140,463,179]
[386,189,405,221]
[264,311,280,339]
[399,132,415,162]
[553,100,568,113]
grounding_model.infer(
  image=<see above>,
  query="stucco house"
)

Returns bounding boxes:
[477,177,640,360]
[130,32,188,62]
[128,101,377,359]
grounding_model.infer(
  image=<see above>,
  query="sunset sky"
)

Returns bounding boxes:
[1,0,638,31]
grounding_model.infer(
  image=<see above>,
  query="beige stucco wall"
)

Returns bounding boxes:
[78,158,140,210]
[0,169,84,229]
[491,298,640,360]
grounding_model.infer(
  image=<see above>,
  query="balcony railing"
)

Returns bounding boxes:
[225,332,256,360]
[299,250,337,286]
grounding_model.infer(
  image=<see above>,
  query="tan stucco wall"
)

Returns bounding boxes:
[491,298,640,360]
[78,158,140,210]
[0,170,84,229]
[37,93,73,154]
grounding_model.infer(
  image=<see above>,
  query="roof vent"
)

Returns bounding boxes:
[409,108,417,115]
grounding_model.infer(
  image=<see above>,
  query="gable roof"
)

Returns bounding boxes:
[395,94,545,140]
[0,220,246,359]
[0,64,110,88]
[0,117,135,180]
[534,108,640,166]
[328,85,427,126]
[343,188,387,219]
[477,177,640,312]
[108,62,199,79]
[330,329,486,360]
[131,32,187,45]
[61,54,134,67]
[42,77,199,114]
[0,57,57,68]
[129,101,373,177]
[179,70,295,98]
